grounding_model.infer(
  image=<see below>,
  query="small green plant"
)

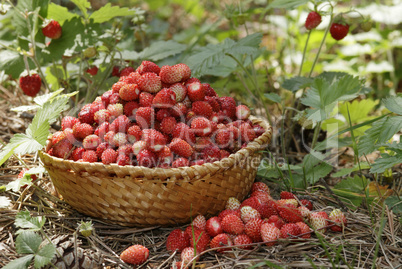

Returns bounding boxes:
[3,210,57,269]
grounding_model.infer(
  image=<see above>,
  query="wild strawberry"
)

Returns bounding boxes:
[73,123,93,140]
[280,223,301,239]
[188,229,210,253]
[104,131,116,145]
[120,244,149,265]
[266,215,285,229]
[205,217,223,237]
[218,209,241,220]
[244,218,264,243]
[137,149,156,167]
[111,66,120,77]
[83,47,96,58]
[109,115,130,133]
[156,108,171,122]
[181,247,196,264]
[117,144,133,157]
[250,190,272,204]
[192,215,206,231]
[96,142,111,159]
[184,77,200,87]
[174,63,191,81]
[61,116,79,131]
[205,96,220,112]
[112,133,128,147]
[159,117,176,135]
[170,83,187,102]
[41,19,62,39]
[361,20,373,32]
[172,122,196,144]
[226,197,241,210]
[119,67,135,77]
[280,191,296,200]
[235,105,250,120]
[93,109,110,124]
[170,102,187,119]
[298,206,311,218]
[192,101,213,118]
[305,11,322,30]
[239,123,256,143]
[86,66,98,76]
[295,221,311,239]
[201,144,220,162]
[330,22,349,41]
[152,88,176,108]
[101,148,118,164]
[142,129,166,152]
[256,201,278,219]
[83,135,101,150]
[94,122,109,139]
[169,138,193,158]
[166,229,190,252]
[72,147,85,161]
[202,83,218,97]
[260,223,280,246]
[132,140,148,156]
[240,206,261,223]
[220,149,230,159]
[219,97,236,119]
[107,103,124,118]
[221,214,244,235]
[172,157,189,168]
[190,117,212,137]
[233,234,252,250]
[135,107,155,129]
[157,146,173,165]
[186,81,205,102]
[193,136,212,152]
[119,84,140,101]
[136,61,160,75]
[112,81,125,94]
[82,150,97,163]
[253,124,265,137]
[139,92,154,107]
[19,74,42,97]
[309,211,329,233]
[329,209,347,232]
[210,233,233,253]
[116,155,130,166]
[138,72,162,93]
[51,131,66,146]
[299,199,313,210]
[159,64,189,84]
[277,204,303,223]
[277,199,298,208]
[240,197,261,210]
[127,125,142,143]
[215,128,233,148]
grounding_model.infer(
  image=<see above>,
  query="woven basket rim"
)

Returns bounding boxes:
[39,116,272,180]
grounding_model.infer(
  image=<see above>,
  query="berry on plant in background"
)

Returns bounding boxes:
[120,244,149,265]
[119,66,135,77]
[83,47,96,58]
[305,11,322,30]
[330,22,349,41]
[19,74,42,97]
[361,19,373,32]
[41,19,62,39]
[86,66,98,76]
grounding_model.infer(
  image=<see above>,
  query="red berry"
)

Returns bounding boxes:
[169,138,193,158]
[280,223,301,239]
[278,204,303,223]
[244,218,264,242]
[210,233,233,253]
[138,72,162,93]
[120,244,149,265]
[219,97,236,120]
[86,66,98,76]
[192,101,213,119]
[119,84,140,101]
[305,11,322,30]
[101,148,118,164]
[233,234,253,250]
[205,217,223,237]
[221,214,244,235]
[152,88,176,108]
[280,191,296,200]
[73,123,93,140]
[19,74,42,97]
[188,229,210,253]
[136,61,160,75]
[135,107,155,129]
[170,83,187,102]
[142,129,166,152]
[330,22,349,41]
[61,116,79,131]
[137,149,156,167]
[235,105,250,120]
[83,134,101,150]
[166,229,190,252]
[186,81,205,102]
[82,150,97,163]
[41,20,62,39]
[260,223,280,246]
[190,117,213,137]
[119,66,135,77]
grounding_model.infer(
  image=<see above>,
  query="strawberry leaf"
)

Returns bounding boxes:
[357,116,402,156]
[89,3,137,23]
[383,96,402,115]
[16,231,42,254]
[15,210,46,232]
[70,0,91,20]
[268,0,309,9]
[140,40,186,61]
[370,153,402,174]
[47,3,78,23]
[281,76,313,92]
[2,255,34,269]
[33,243,56,269]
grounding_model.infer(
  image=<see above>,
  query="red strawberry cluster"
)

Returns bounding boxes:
[46,61,266,167]
[165,182,347,267]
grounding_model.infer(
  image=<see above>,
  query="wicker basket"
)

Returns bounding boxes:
[39,116,272,227]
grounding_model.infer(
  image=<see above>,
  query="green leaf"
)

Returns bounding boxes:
[47,3,78,23]
[302,152,333,185]
[332,175,370,208]
[370,153,402,174]
[12,0,48,37]
[301,74,362,122]
[89,3,136,23]
[15,210,46,231]
[264,93,282,103]
[2,255,34,269]
[383,96,402,115]
[385,196,402,214]
[281,76,313,92]
[185,33,262,77]
[34,243,56,269]
[332,162,371,177]
[11,105,41,113]
[70,0,91,19]
[314,136,353,151]
[0,50,25,78]
[358,116,402,156]
[140,40,187,61]
[16,231,42,254]
[0,141,21,167]
[268,0,309,9]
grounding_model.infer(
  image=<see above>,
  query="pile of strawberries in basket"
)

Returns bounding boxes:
[119,181,347,266]
[46,61,266,167]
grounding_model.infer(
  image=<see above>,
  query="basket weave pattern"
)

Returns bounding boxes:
[39,117,272,227]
